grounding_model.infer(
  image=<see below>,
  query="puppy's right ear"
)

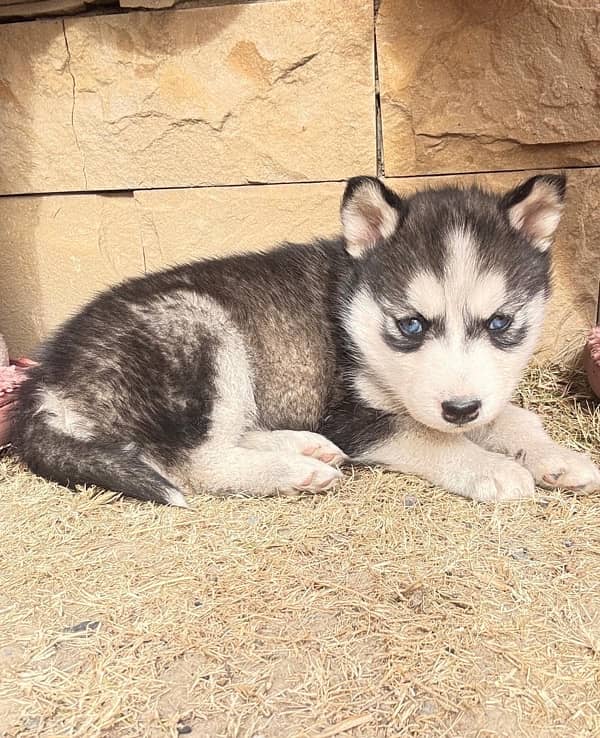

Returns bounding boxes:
[340,177,403,258]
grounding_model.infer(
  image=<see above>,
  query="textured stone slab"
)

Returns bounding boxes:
[65,0,373,190]
[0,194,144,356]
[0,0,373,195]
[378,0,600,176]
[134,182,344,270]
[386,170,600,363]
[0,20,86,195]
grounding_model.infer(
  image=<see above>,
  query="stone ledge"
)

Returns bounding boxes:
[0,0,282,21]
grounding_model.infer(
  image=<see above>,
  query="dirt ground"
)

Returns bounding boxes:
[1,365,599,738]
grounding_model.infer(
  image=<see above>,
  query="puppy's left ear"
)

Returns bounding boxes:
[502,174,566,251]
[340,176,404,258]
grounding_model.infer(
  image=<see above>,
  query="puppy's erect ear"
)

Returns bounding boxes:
[502,174,566,251]
[341,177,403,257]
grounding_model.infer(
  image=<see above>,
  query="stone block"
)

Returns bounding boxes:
[0,20,86,194]
[0,0,375,195]
[0,194,144,356]
[378,0,600,175]
[134,182,344,270]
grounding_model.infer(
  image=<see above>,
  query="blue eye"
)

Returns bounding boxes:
[396,316,424,337]
[487,314,512,332]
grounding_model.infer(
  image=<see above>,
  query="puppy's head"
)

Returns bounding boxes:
[341,175,565,432]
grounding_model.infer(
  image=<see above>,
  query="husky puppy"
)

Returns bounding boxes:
[13,175,600,506]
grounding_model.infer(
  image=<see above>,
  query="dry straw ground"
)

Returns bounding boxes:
[1,365,599,738]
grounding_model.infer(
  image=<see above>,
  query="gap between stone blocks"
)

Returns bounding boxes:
[2,163,600,201]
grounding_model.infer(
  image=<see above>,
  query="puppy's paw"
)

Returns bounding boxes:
[297,433,348,466]
[276,456,344,496]
[242,430,348,466]
[526,446,600,494]
[464,457,536,502]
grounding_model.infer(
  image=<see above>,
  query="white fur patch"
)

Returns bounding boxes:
[343,288,405,414]
[406,271,445,318]
[36,388,94,440]
[352,372,398,413]
[183,298,271,493]
[164,488,189,508]
[446,226,507,321]
[407,229,507,324]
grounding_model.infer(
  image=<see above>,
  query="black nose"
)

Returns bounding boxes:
[442,398,481,425]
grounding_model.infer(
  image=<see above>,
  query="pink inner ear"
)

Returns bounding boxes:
[509,185,562,250]
[344,202,386,253]
[342,181,399,256]
[360,205,384,245]
[355,223,378,248]
[521,201,553,240]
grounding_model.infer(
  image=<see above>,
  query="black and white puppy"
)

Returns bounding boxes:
[13,175,600,506]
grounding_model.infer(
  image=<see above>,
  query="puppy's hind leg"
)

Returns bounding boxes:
[190,443,343,497]
[186,311,343,497]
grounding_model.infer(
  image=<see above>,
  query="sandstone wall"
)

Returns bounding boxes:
[0,0,599,361]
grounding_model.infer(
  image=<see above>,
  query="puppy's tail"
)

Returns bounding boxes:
[11,382,188,508]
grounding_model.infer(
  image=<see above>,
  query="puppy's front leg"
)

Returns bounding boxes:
[468,403,600,494]
[357,427,535,502]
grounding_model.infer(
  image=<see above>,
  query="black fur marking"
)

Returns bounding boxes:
[464,313,528,351]
[319,398,397,457]
[382,315,444,353]
[383,330,424,353]
[488,323,528,351]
